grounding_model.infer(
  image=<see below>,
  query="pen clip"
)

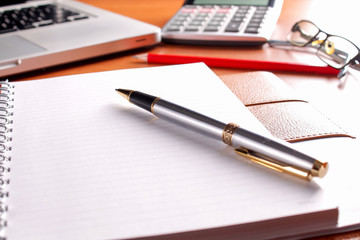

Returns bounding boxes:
[234,147,312,181]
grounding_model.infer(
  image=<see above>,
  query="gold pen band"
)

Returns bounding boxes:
[222,123,239,146]
[151,97,161,114]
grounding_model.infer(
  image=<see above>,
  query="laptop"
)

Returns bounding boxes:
[0,0,161,77]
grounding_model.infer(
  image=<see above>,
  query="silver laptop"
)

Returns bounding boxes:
[0,0,161,77]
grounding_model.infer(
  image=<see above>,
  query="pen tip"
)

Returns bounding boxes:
[116,89,133,101]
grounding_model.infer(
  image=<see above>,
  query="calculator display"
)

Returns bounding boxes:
[193,0,270,6]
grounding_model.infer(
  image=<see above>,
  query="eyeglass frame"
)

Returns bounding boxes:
[269,20,360,78]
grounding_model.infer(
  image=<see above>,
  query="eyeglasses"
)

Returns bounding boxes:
[269,20,360,78]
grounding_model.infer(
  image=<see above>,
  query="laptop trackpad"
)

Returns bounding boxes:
[0,35,46,61]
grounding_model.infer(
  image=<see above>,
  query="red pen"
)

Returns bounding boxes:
[134,53,340,76]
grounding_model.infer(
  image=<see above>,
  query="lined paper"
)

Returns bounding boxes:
[7,63,336,240]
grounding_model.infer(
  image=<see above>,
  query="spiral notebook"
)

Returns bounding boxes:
[0,63,337,240]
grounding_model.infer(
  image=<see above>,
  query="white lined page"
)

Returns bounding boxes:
[7,63,336,240]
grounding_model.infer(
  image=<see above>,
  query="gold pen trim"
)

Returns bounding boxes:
[311,160,328,178]
[222,123,239,146]
[151,97,161,114]
[234,148,313,180]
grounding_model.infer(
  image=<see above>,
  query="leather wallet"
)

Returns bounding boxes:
[220,71,355,142]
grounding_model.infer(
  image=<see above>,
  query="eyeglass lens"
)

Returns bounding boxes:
[288,21,319,47]
[317,36,358,69]
[288,21,360,69]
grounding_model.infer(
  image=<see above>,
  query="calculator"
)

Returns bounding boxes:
[161,0,283,46]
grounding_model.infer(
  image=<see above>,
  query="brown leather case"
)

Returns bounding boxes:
[220,71,355,142]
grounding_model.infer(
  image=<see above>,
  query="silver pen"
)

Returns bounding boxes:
[116,89,328,181]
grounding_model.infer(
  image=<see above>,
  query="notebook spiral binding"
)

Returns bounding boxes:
[0,80,14,240]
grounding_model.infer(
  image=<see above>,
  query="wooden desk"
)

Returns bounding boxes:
[13,0,360,81]
[12,0,360,239]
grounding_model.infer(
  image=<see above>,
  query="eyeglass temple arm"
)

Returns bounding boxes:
[349,55,360,71]
[268,25,316,47]
[267,40,292,47]
[268,40,349,65]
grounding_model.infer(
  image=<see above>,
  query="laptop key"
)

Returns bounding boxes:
[0,4,89,34]
[0,20,17,33]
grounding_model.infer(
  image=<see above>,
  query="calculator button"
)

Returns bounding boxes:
[175,14,191,22]
[204,26,220,32]
[195,13,210,18]
[189,20,203,26]
[253,12,266,18]
[181,9,197,13]
[171,20,186,26]
[184,26,200,31]
[216,8,231,13]
[166,25,182,32]
[249,18,264,24]
[255,6,269,11]
[193,17,208,23]
[236,9,249,14]
[193,14,210,22]
[254,9,267,15]
[244,27,260,33]
[234,17,245,23]
[206,23,223,32]
[212,13,227,20]
[199,8,213,13]
[247,22,262,28]
[225,22,241,32]
[254,14,266,19]
[238,6,250,10]
[207,20,222,26]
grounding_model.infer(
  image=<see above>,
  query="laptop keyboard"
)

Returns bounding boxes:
[0,4,89,34]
